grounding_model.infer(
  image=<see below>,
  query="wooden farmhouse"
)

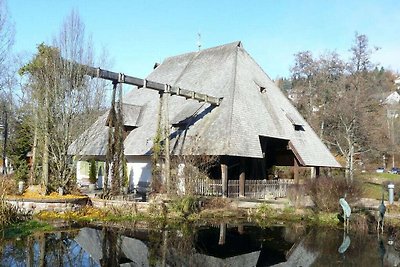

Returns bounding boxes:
[69,42,341,197]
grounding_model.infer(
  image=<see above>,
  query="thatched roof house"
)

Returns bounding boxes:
[70,42,340,192]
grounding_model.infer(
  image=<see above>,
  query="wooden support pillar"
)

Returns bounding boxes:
[218,223,227,245]
[310,167,315,179]
[221,163,228,198]
[311,166,320,179]
[293,158,299,184]
[239,158,245,198]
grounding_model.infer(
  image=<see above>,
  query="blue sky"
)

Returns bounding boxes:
[7,0,400,79]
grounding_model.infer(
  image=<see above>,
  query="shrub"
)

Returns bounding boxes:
[169,196,200,216]
[287,184,306,209]
[89,159,97,184]
[0,175,17,195]
[256,203,275,217]
[0,176,31,226]
[0,199,31,227]
[304,175,362,212]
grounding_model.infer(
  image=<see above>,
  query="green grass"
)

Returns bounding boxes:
[359,172,400,182]
[358,172,398,199]
[1,220,54,239]
[362,182,387,200]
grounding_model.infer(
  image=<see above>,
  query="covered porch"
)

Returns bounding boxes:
[192,136,322,199]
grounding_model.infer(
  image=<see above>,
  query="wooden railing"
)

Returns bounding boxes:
[194,178,295,198]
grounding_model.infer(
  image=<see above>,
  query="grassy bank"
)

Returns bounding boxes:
[359,172,399,199]
[32,197,343,230]
[1,220,54,239]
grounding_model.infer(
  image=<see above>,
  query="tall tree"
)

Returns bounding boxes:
[19,11,108,192]
[0,0,14,175]
[290,33,391,180]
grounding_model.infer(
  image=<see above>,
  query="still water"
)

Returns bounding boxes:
[0,223,399,267]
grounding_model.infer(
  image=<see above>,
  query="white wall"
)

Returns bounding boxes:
[76,161,90,186]
[76,157,152,191]
[76,160,105,187]
[126,156,152,192]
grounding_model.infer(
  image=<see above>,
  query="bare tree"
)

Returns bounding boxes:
[19,11,108,192]
[290,33,391,181]
[0,0,14,175]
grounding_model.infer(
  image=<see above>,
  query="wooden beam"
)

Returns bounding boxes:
[288,141,305,166]
[239,158,245,197]
[221,163,228,198]
[83,65,223,106]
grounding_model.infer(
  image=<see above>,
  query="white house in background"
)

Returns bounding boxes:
[395,77,400,89]
[384,91,400,105]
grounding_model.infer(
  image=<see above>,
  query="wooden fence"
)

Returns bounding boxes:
[194,178,295,199]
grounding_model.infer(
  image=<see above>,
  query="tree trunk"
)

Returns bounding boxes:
[42,85,50,193]
[345,145,355,183]
[30,120,38,185]
[2,106,7,175]
[42,131,49,191]
[38,233,46,267]
[163,92,171,195]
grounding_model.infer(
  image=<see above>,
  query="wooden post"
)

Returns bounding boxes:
[310,167,316,179]
[315,166,320,177]
[311,166,320,179]
[218,223,226,245]
[221,163,228,198]
[239,158,245,197]
[163,93,171,195]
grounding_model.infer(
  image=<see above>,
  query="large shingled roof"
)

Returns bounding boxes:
[70,41,340,168]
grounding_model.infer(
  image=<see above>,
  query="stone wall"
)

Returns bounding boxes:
[5,198,89,214]
[91,199,149,213]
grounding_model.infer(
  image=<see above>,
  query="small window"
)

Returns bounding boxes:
[294,124,305,131]
[254,80,267,93]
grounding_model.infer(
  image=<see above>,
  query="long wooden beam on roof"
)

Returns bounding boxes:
[83,65,223,106]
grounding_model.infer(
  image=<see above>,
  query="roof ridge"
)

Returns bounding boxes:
[226,43,239,152]
[240,46,272,81]
[162,41,242,63]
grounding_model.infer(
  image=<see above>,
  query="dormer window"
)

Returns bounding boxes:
[105,103,143,138]
[254,80,267,93]
[294,124,305,131]
[285,112,305,131]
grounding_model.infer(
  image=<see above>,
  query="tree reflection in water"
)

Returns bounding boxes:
[1,223,400,266]
[0,231,96,266]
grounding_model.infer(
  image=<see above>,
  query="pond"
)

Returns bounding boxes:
[0,222,399,266]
